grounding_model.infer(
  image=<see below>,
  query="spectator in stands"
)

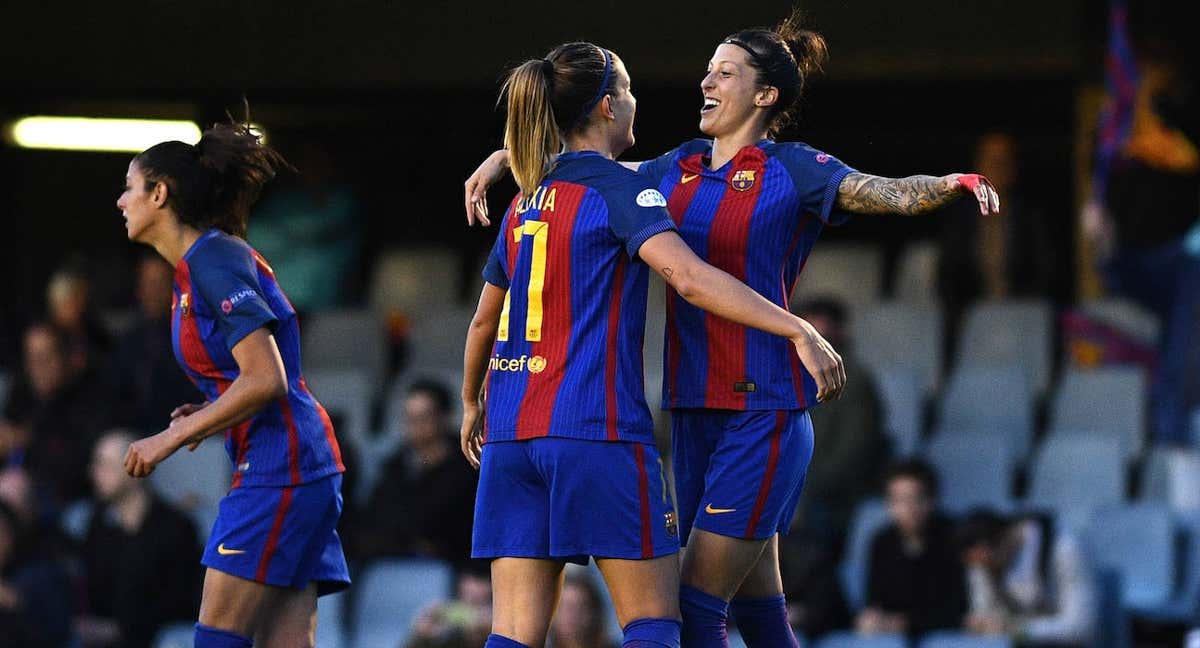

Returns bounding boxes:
[247,139,361,312]
[857,460,967,636]
[45,260,111,375]
[1083,45,1200,446]
[548,574,617,648]
[109,254,202,436]
[0,323,110,509]
[75,429,202,648]
[0,470,34,530]
[351,379,477,565]
[0,499,71,647]
[793,297,888,546]
[778,530,850,638]
[939,132,1052,312]
[406,564,493,648]
[956,510,1096,647]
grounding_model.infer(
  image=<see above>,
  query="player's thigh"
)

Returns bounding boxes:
[197,567,277,636]
[596,553,681,627]
[254,583,317,648]
[680,528,769,601]
[490,557,566,647]
[734,534,784,599]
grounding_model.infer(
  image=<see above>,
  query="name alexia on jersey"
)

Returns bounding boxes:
[515,185,557,214]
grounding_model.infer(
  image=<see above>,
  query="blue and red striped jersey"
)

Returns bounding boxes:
[481,150,677,444]
[639,139,855,411]
[172,229,344,488]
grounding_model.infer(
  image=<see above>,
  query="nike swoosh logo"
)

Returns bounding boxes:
[217,543,246,555]
[680,173,699,184]
[705,503,736,514]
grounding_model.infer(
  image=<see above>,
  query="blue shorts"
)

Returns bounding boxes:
[203,473,350,595]
[472,438,680,564]
[672,409,814,543]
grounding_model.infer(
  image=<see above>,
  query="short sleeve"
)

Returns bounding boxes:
[482,217,511,290]
[605,179,677,259]
[192,244,278,350]
[776,143,856,226]
[636,146,680,186]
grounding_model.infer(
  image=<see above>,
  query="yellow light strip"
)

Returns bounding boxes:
[5,116,204,152]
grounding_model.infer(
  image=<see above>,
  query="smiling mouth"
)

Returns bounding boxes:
[701,98,719,114]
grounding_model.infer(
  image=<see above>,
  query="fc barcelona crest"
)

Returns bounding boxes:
[179,292,191,317]
[664,511,678,537]
[731,169,756,191]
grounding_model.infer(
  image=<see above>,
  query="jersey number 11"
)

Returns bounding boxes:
[497,220,549,343]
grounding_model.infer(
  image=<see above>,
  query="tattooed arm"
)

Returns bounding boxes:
[836,172,1000,216]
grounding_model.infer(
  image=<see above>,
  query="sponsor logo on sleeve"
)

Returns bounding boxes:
[636,189,668,207]
[222,289,259,315]
[815,152,830,164]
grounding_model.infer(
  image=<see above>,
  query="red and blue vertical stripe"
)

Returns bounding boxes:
[482,155,660,445]
[171,230,344,489]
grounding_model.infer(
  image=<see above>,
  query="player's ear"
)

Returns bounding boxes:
[754,86,779,108]
[601,94,615,121]
[150,180,169,208]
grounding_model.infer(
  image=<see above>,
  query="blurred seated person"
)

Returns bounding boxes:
[46,260,112,375]
[350,379,477,565]
[109,254,203,436]
[778,529,850,638]
[548,573,618,648]
[0,500,71,647]
[956,510,1095,647]
[247,139,361,312]
[407,563,493,648]
[75,429,202,648]
[794,297,888,546]
[857,460,966,636]
[0,323,110,509]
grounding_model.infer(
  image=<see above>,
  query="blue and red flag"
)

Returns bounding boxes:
[1092,0,1139,204]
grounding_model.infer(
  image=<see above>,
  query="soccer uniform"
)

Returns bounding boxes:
[472,150,680,564]
[172,228,349,594]
[638,139,855,542]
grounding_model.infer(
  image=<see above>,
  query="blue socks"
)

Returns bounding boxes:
[680,584,730,648]
[484,635,531,648]
[194,624,252,648]
[623,617,682,648]
[730,594,798,648]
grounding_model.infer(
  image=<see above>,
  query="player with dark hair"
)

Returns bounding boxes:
[116,117,348,648]
[464,11,1000,647]
[461,41,843,648]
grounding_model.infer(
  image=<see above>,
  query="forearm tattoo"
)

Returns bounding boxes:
[835,172,959,215]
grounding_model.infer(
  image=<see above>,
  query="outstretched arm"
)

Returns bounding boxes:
[464,150,644,225]
[835,172,999,216]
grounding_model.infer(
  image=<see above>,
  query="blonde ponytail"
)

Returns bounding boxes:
[501,59,561,196]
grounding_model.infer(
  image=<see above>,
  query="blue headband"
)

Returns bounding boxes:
[576,48,612,125]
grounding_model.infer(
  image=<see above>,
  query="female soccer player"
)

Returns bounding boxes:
[117,120,348,648]
[463,13,999,648]
[461,41,844,648]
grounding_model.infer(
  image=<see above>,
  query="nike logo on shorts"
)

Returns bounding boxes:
[217,543,247,555]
